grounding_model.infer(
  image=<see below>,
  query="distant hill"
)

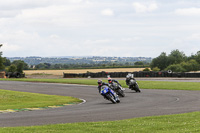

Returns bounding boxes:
[7,56,152,65]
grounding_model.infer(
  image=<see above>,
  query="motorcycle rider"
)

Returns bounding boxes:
[126,73,141,92]
[108,77,123,91]
[125,74,134,86]
[97,79,110,93]
[97,79,119,100]
[108,77,125,97]
[126,73,138,85]
[108,77,121,86]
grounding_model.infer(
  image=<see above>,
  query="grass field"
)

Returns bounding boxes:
[1,111,200,132]
[1,78,200,132]
[0,89,81,110]
[2,78,200,91]
[24,68,145,75]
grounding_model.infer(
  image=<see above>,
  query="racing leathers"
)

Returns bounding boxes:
[98,82,110,93]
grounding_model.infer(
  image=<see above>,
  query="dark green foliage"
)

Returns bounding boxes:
[0,57,4,70]
[168,49,187,64]
[8,64,17,73]
[16,62,24,73]
[12,60,29,70]
[34,62,149,70]
[3,57,11,66]
[189,51,200,64]
[150,52,168,70]
[151,49,200,72]
[0,44,5,70]
[152,67,160,71]
[165,64,186,72]
[134,61,144,65]
[143,67,150,71]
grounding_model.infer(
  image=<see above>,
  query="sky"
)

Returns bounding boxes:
[1,0,200,58]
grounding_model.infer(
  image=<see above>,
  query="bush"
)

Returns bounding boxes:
[143,67,150,71]
[8,65,17,73]
[152,67,160,72]
[165,64,186,72]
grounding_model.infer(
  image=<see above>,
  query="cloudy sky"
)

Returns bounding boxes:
[1,0,200,58]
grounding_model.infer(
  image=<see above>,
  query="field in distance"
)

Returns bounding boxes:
[24,68,145,76]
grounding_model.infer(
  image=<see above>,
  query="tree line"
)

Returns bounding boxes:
[150,49,200,72]
[1,44,200,73]
[0,45,149,72]
[32,62,149,70]
[0,44,29,74]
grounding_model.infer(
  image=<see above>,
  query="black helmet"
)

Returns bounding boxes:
[97,79,102,85]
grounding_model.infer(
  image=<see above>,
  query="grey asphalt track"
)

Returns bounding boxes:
[0,80,200,127]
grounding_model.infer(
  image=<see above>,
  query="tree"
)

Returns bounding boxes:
[165,64,186,72]
[143,67,150,71]
[175,59,199,72]
[16,62,24,73]
[134,61,144,65]
[168,49,187,65]
[150,52,168,70]
[0,44,2,56]
[152,67,160,71]
[193,51,200,64]
[8,64,17,73]
[12,60,29,70]
[0,44,5,70]
[3,57,11,66]
[35,63,51,69]
[186,60,199,71]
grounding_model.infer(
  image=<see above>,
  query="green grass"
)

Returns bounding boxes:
[138,80,200,90]
[1,112,200,132]
[0,89,82,110]
[2,78,200,90]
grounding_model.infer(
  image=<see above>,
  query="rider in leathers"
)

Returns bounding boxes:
[108,77,121,86]
[97,79,119,99]
[125,74,135,86]
[97,79,110,93]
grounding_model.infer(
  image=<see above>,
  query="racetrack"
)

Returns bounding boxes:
[1,81,200,127]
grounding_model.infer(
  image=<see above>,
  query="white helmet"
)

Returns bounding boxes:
[126,75,131,79]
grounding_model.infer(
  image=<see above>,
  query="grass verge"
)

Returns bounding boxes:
[0,89,82,110]
[1,112,200,132]
[1,78,200,90]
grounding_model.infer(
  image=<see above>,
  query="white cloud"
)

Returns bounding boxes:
[84,39,111,44]
[132,2,158,13]
[186,33,200,40]
[1,1,200,58]
[1,43,21,52]
[50,34,60,39]
[101,9,114,16]
[175,8,200,16]
[121,37,140,42]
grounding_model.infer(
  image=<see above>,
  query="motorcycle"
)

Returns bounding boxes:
[129,79,141,92]
[100,86,120,104]
[109,83,125,97]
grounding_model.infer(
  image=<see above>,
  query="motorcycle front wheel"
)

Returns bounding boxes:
[134,84,141,92]
[118,89,125,97]
[106,93,116,104]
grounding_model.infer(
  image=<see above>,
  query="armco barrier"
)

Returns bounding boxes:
[63,71,200,78]
[5,72,25,78]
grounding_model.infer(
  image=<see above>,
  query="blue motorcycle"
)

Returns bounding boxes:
[101,86,120,104]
